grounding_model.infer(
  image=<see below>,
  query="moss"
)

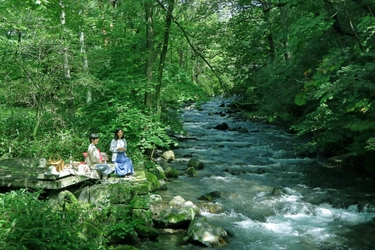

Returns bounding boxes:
[165,167,179,178]
[145,171,161,192]
[108,182,134,204]
[185,167,198,177]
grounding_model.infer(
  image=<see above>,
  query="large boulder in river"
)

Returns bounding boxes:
[184,216,229,247]
[213,122,229,130]
[186,167,198,177]
[188,157,204,170]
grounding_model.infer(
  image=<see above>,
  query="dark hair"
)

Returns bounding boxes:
[89,133,99,142]
[114,128,123,140]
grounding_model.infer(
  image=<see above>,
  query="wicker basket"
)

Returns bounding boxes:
[47,154,65,172]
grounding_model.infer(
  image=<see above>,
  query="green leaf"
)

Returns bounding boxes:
[294,92,307,106]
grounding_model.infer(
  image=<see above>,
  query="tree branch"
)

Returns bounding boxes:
[154,0,230,97]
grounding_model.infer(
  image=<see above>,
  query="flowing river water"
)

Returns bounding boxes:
[157,99,375,250]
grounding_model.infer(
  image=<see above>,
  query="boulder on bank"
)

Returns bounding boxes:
[162,150,175,162]
[148,165,166,180]
[184,216,229,247]
[145,172,161,192]
[152,196,201,229]
[153,207,197,229]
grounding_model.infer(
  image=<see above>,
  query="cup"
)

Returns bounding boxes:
[39,158,47,168]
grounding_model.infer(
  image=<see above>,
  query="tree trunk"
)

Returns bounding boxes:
[144,0,155,108]
[60,0,74,118]
[155,0,175,118]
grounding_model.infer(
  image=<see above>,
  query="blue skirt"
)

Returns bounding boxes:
[115,152,134,176]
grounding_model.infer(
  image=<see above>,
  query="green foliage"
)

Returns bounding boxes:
[225,0,375,160]
[291,45,375,156]
[162,64,209,104]
[0,189,104,249]
[365,137,375,151]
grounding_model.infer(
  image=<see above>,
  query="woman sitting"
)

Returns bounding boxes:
[110,128,135,178]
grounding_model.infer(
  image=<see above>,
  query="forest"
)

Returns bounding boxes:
[1,0,375,248]
[1,0,375,170]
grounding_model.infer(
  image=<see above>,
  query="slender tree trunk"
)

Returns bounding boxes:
[80,30,92,103]
[263,8,275,61]
[60,0,74,118]
[280,5,290,62]
[155,0,175,118]
[343,0,364,52]
[144,0,154,108]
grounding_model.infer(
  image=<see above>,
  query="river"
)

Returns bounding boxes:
[157,98,375,250]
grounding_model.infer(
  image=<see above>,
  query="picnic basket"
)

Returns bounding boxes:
[47,154,65,172]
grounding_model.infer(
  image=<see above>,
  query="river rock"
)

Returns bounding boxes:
[224,168,247,175]
[162,150,175,162]
[158,179,168,190]
[153,206,197,229]
[165,167,179,178]
[148,165,166,180]
[186,166,198,177]
[169,196,200,215]
[188,157,204,170]
[271,187,287,196]
[169,195,186,206]
[201,203,224,214]
[145,172,161,192]
[184,216,229,247]
[213,122,229,130]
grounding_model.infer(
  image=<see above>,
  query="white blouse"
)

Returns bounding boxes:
[109,139,127,162]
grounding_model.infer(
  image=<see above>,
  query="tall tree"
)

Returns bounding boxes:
[155,0,175,118]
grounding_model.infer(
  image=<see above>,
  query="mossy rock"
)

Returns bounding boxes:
[130,195,150,209]
[132,182,150,196]
[185,167,198,177]
[145,171,161,192]
[164,167,179,178]
[108,182,134,204]
[135,224,160,240]
[148,165,166,180]
[132,208,153,227]
[187,158,204,170]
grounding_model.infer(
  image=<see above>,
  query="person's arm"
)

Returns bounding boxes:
[109,139,118,153]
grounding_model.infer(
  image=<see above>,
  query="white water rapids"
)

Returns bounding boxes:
[157,99,375,250]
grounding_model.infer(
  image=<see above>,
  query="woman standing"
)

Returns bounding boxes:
[87,133,113,180]
[110,128,135,178]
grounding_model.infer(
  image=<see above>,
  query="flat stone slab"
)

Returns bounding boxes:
[0,158,147,190]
